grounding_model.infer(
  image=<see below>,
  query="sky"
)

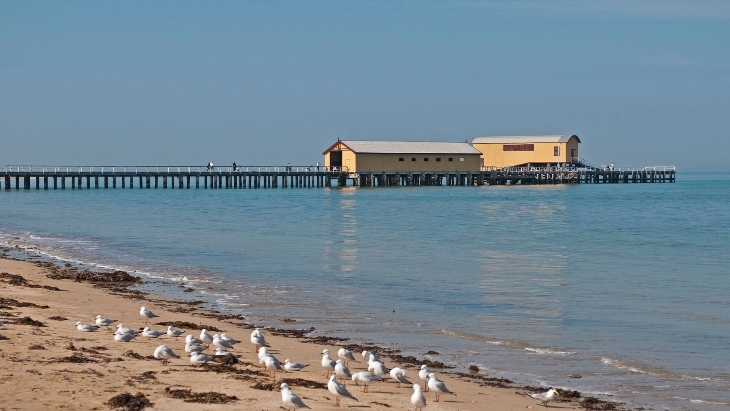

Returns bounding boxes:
[1,0,728,171]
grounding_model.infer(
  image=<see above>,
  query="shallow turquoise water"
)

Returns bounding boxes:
[1,173,728,409]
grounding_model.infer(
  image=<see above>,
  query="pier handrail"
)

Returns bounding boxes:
[4,165,349,174]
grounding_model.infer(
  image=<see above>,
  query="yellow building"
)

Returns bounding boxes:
[322,140,483,173]
[471,135,581,168]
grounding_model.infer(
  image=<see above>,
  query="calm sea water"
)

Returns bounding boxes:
[1,173,728,410]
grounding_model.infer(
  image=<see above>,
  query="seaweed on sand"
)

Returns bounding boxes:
[105,392,152,411]
[164,387,238,404]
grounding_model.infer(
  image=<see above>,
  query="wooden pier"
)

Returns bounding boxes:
[1,165,675,190]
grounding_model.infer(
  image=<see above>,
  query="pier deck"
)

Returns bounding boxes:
[2,165,676,190]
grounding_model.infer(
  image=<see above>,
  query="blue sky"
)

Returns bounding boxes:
[1,1,728,171]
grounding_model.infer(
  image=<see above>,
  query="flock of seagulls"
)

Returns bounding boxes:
[73,306,561,409]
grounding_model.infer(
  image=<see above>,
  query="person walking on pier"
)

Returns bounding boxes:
[207,161,214,171]
[316,161,320,171]
[286,162,291,171]
[232,162,237,171]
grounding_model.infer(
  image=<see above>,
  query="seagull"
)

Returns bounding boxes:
[280,382,311,410]
[321,349,337,378]
[213,334,236,350]
[411,384,427,411]
[220,333,239,345]
[335,359,352,383]
[262,354,284,377]
[139,306,159,324]
[419,365,430,391]
[114,330,137,342]
[214,347,237,357]
[338,348,358,366]
[185,342,207,353]
[367,356,390,377]
[362,350,377,362]
[167,325,185,338]
[0,321,5,328]
[116,323,138,335]
[189,351,213,365]
[95,315,117,328]
[142,327,165,338]
[250,328,270,352]
[390,367,412,388]
[153,344,180,365]
[427,373,455,402]
[185,334,203,345]
[351,371,382,393]
[328,374,359,406]
[76,321,100,332]
[529,388,560,406]
[284,359,309,372]
[200,329,213,346]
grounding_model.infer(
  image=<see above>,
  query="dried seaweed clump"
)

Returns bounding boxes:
[48,316,68,321]
[13,317,47,327]
[58,353,97,363]
[279,377,327,389]
[155,321,222,332]
[123,350,151,360]
[105,392,152,411]
[164,387,238,404]
[46,268,141,283]
[28,344,46,350]
[0,298,49,309]
[581,397,619,410]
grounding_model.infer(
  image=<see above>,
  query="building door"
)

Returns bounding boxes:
[330,151,342,170]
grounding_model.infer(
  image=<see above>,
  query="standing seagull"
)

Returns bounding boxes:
[200,329,213,346]
[351,371,382,393]
[139,306,159,324]
[335,359,352,383]
[338,348,358,367]
[368,356,390,377]
[419,365,430,391]
[262,355,284,377]
[153,344,180,365]
[390,367,412,388]
[250,328,270,352]
[427,373,456,402]
[321,349,337,378]
[280,382,311,411]
[328,374,359,406]
[529,388,560,407]
[411,384,427,411]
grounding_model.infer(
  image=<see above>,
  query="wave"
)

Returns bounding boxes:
[600,357,713,382]
[441,328,574,355]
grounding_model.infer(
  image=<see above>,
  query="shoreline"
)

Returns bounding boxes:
[0,253,621,410]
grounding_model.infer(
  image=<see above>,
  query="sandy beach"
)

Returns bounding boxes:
[0,256,605,411]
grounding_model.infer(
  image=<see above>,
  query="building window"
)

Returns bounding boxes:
[411,157,416,161]
[448,158,453,162]
[459,157,464,162]
[436,158,441,162]
[503,144,535,151]
[554,146,560,156]
[424,157,429,162]
[399,157,404,162]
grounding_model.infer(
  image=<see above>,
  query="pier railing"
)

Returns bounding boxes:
[4,165,347,174]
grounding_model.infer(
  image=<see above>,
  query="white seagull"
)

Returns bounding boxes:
[189,351,213,365]
[250,328,270,352]
[362,350,377,362]
[427,373,456,402]
[200,329,213,346]
[142,327,165,338]
[390,367,412,388]
[153,344,180,365]
[529,388,560,407]
[213,334,235,350]
[321,349,337,378]
[411,384,427,411]
[338,347,358,366]
[351,371,382,393]
[139,306,159,324]
[262,354,284,377]
[167,325,185,338]
[95,315,117,328]
[367,356,390,377]
[114,330,137,342]
[335,359,352,383]
[185,334,203,345]
[185,342,207,353]
[116,323,138,335]
[280,382,311,410]
[220,333,239,345]
[328,374,359,406]
[284,359,309,372]
[419,365,430,391]
[76,321,100,332]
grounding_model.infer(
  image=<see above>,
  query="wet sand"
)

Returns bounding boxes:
[0,256,600,410]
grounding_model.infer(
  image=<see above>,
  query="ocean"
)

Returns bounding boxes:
[1,172,728,410]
